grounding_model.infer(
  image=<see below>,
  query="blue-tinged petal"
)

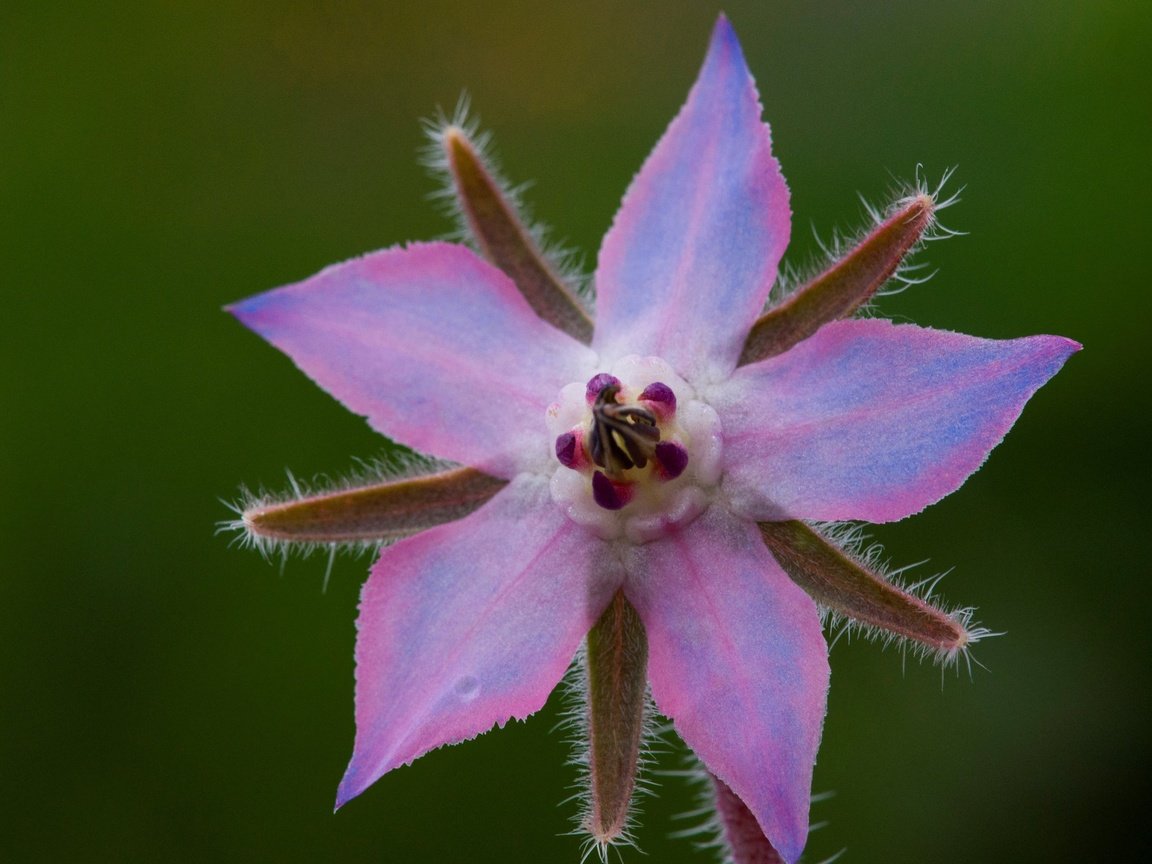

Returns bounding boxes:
[624,505,828,864]
[714,318,1081,523]
[230,242,598,477]
[593,15,791,385]
[337,474,619,807]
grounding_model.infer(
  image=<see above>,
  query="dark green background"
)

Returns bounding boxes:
[3,1,1146,861]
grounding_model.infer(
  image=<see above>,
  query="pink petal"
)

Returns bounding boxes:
[714,318,1081,523]
[623,506,828,864]
[337,475,619,807]
[592,15,791,384]
[230,242,597,477]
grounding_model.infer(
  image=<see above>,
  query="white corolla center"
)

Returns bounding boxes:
[545,355,723,543]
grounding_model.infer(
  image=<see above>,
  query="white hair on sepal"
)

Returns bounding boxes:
[554,644,668,863]
[867,164,966,299]
[419,92,490,239]
[215,448,457,573]
[910,163,965,223]
[419,93,594,307]
[667,752,844,864]
[812,520,999,677]
[767,166,964,314]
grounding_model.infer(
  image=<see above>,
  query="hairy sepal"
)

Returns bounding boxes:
[434,120,594,343]
[669,758,841,864]
[582,590,651,854]
[758,520,980,662]
[740,191,937,365]
[711,774,786,864]
[235,465,507,547]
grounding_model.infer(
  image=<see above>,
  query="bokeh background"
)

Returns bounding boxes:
[3,1,1147,861]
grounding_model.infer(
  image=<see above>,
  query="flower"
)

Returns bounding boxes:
[228,15,1078,863]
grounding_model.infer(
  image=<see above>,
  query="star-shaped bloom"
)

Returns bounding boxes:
[229,16,1077,863]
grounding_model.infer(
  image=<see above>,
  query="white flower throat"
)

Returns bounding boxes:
[546,355,723,543]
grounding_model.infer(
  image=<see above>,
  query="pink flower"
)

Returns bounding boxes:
[229,16,1077,863]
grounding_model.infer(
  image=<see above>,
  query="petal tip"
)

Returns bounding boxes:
[710,12,738,47]
[223,296,251,321]
[335,754,378,811]
[1029,333,1082,377]
[333,779,358,812]
[225,291,275,330]
[705,13,747,75]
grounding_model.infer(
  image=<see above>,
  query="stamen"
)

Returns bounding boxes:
[654,441,689,479]
[592,471,633,510]
[639,381,676,410]
[586,373,622,403]
[590,383,660,476]
[556,431,579,468]
[546,358,718,539]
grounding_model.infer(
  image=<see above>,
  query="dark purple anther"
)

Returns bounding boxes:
[555,431,579,469]
[639,381,676,410]
[592,471,631,511]
[654,441,689,479]
[586,373,622,403]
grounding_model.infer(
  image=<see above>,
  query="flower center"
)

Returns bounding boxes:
[545,355,722,542]
[589,382,659,475]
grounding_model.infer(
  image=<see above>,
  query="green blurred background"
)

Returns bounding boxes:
[3,1,1147,861]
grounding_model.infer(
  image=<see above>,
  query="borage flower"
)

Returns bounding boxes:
[228,16,1077,864]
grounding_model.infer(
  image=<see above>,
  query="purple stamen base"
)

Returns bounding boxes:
[556,431,579,468]
[586,373,622,403]
[640,381,676,410]
[592,471,632,510]
[655,441,689,479]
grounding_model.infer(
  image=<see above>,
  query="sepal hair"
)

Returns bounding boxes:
[419,95,592,306]
[814,521,995,674]
[217,450,455,561]
[668,755,843,864]
[555,645,665,863]
[770,166,962,314]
